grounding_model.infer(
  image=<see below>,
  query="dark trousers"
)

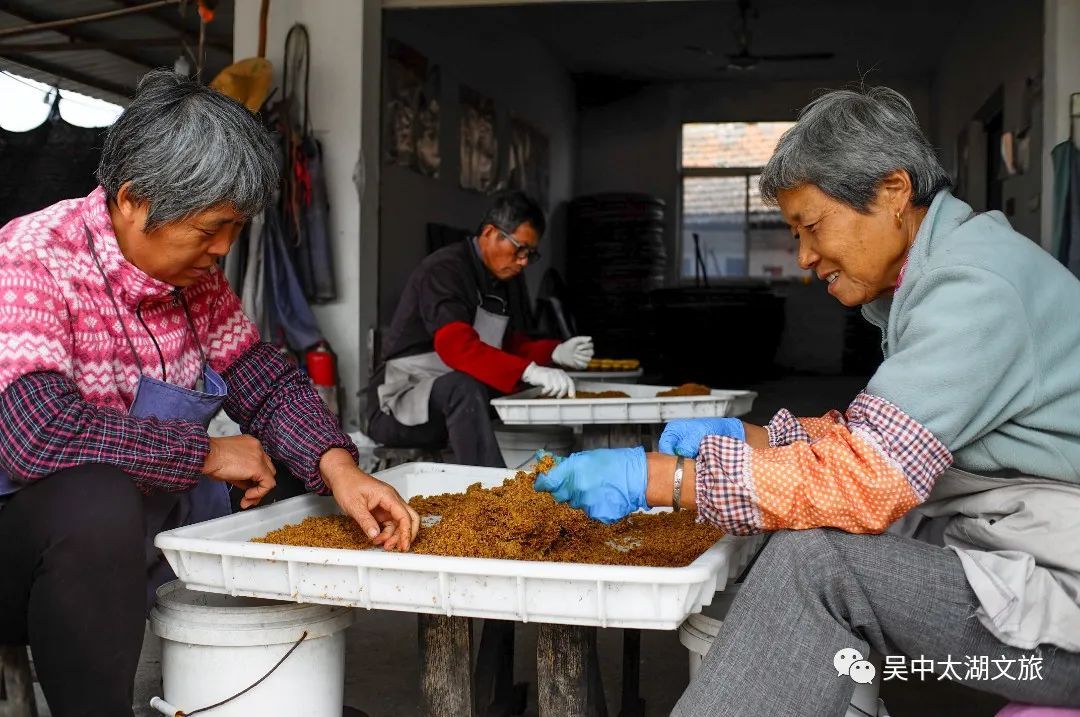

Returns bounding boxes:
[0,464,145,717]
[368,371,505,468]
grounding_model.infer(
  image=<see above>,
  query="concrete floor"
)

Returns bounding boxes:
[29,375,1008,716]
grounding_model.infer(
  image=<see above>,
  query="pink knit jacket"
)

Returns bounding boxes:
[0,186,259,406]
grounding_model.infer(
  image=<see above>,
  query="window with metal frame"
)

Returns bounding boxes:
[679,122,807,281]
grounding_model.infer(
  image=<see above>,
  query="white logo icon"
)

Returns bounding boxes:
[833,648,863,677]
[849,660,877,684]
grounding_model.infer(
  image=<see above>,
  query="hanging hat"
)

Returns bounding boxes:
[209,58,272,112]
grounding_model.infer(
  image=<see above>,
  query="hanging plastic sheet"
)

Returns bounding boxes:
[0,95,104,226]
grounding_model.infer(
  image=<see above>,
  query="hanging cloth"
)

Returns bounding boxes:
[281,23,337,304]
[263,201,324,350]
[1051,139,1080,278]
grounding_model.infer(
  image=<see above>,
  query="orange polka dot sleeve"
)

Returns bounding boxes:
[695,392,952,535]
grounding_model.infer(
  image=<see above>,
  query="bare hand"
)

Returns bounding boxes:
[202,435,277,509]
[334,474,419,551]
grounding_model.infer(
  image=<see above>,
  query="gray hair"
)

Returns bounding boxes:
[96,69,278,231]
[759,86,951,210]
[480,190,547,237]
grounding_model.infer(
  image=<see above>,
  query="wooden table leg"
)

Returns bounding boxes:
[537,624,607,717]
[418,614,474,717]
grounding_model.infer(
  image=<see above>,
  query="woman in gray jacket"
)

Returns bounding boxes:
[538,87,1080,715]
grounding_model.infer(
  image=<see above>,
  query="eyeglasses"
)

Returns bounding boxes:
[495,227,541,262]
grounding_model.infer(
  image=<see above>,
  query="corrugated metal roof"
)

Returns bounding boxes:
[0,0,233,104]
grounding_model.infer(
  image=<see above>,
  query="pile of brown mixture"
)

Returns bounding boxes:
[572,390,632,399]
[656,383,712,397]
[541,383,712,400]
[254,456,724,567]
[586,358,640,371]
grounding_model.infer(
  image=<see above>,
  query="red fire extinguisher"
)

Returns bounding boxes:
[305,342,339,422]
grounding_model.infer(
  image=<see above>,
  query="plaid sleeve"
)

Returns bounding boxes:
[221,341,358,495]
[765,408,810,446]
[765,408,846,446]
[696,391,952,535]
[0,371,207,492]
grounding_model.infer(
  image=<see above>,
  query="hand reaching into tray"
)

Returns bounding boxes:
[535,447,717,523]
[319,448,420,551]
[534,446,649,523]
[522,362,576,398]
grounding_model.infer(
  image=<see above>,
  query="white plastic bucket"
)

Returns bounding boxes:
[494,423,574,468]
[149,581,355,717]
[678,587,882,716]
[678,611,723,681]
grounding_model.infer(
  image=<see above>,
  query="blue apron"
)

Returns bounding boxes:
[86,226,232,609]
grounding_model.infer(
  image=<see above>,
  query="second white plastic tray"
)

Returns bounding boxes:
[566,368,644,382]
[156,462,762,630]
[491,381,757,425]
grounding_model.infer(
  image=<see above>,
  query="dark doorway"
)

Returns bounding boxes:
[977,87,1005,212]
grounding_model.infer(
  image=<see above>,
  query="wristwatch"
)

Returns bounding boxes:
[672,456,685,512]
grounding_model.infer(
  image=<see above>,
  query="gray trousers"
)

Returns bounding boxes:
[673,529,1080,717]
[368,371,505,468]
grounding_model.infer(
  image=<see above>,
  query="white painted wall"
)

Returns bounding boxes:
[233,0,380,429]
[378,8,577,321]
[1042,0,1080,247]
[931,0,1043,241]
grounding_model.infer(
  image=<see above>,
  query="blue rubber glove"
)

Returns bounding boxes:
[658,418,746,458]
[533,447,648,524]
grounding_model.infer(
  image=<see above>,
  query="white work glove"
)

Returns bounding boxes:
[522,362,576,398]
[551,336,594,370]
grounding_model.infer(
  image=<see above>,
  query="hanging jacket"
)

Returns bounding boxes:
[1051,139,1080,277]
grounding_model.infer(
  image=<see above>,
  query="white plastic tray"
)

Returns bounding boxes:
[491,381,757,426]
[566,368,644,382]
[156,462,762,630]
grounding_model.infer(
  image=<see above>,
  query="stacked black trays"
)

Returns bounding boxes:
[566,194,667,364]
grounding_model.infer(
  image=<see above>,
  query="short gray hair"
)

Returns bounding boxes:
[760,86,951,210]
[97,69,278,230]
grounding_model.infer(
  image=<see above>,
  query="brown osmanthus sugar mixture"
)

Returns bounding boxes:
[254,455,724,567]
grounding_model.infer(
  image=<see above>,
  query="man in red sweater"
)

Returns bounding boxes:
[366,191,592,466]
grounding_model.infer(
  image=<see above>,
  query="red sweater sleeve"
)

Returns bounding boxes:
[433,322,530,394]
[504,331,560,367]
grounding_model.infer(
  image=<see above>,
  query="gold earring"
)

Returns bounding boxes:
[895,210,903,229]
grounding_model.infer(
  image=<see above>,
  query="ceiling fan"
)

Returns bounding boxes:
[685,0,835,72]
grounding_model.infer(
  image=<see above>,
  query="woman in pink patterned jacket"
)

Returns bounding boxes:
[0,70,417,716]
